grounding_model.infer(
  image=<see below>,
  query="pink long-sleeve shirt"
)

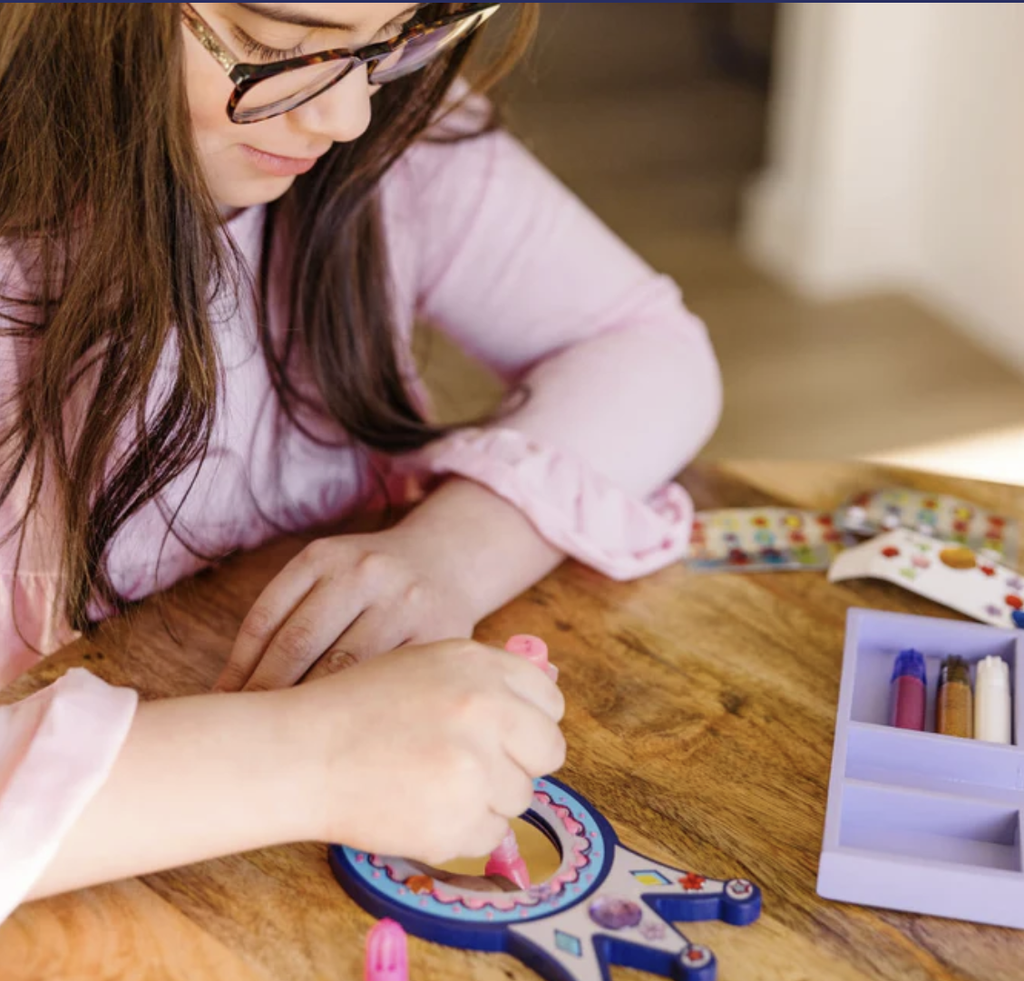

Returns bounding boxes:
[0,122,721,917]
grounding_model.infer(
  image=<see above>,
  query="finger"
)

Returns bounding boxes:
[500,654,566,723]
[327,606,412,664]
[499,702,567,780]
[463,812,511,862]
[300,646,361,685]
[488,752,539,819]
[243,578,367,692]
[301,606,412,684]
[215,571,319,692]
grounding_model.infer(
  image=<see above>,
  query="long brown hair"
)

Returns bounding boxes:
[0,3,538,638]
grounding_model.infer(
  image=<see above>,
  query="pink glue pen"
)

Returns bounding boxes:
[504,634,558,682]
[890,649,927,731]
[483,635,559,889]
[484,827,532,890]
[365,919,408,981]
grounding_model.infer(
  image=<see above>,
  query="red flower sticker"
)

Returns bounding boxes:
[882,547,901,559]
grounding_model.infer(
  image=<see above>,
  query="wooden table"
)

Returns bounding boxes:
[3,462,1023,981]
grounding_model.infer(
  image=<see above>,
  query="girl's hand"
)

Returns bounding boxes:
[28,638,564,900]
[214,528,477,692]
[301,639,567,866]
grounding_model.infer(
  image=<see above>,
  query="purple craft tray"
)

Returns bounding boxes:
[818,608,1024,929]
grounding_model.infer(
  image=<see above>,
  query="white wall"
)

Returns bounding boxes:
[743,3,1024,374]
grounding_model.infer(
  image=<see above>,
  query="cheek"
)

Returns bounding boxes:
[183,37,240,157]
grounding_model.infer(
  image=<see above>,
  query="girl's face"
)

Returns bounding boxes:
[183,3,421,210]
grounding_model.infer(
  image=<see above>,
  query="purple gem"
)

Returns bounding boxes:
[589,896,643,931]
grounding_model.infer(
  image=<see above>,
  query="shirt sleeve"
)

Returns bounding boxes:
[0,668,137,921]
[383,114,722,579]
[0,255,137,924]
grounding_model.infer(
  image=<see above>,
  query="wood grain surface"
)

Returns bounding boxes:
[3,462,1022,981]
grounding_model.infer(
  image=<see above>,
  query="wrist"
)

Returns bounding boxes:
[270,685,336,843]
[396,478,564,619]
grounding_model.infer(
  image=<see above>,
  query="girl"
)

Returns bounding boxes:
[0,3,721,919]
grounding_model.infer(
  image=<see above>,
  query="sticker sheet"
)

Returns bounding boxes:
[840,488,1019,567]
[686,508,855,573]
[828,528,1024,630]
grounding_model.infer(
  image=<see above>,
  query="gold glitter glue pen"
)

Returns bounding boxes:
[936,656,973,739]
[975,655,1012,745]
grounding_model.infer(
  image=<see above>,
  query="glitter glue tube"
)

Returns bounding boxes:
[975,656,1012,745]
[936,656,973,739]
[889,649,926,731]
[364,919,408,981]
[504,634,558,682]
[481,635,557,892]
[484,827,531,889]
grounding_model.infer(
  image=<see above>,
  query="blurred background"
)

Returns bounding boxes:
[419,3,1024,485]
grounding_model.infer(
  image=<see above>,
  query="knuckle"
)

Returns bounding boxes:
[277,620,318,661]
[302,539,333,565]
[451,687,492,724]
[239,607,275,643]
[354,550,391,581]
[402,581,426,606]
[439,745,486,795]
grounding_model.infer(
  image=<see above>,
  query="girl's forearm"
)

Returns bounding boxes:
[27,688,320,901]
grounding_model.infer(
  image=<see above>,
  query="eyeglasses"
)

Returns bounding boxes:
[181,3,502,124]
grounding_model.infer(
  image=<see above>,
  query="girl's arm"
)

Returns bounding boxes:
[22,680,314,903]
[5,640,565,916]
[381,119,722,594]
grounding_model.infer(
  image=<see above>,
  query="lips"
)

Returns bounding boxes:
[240,144,329,177]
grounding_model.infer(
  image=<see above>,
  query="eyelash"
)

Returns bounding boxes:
[232,15,416,63]
[232,27,305,62]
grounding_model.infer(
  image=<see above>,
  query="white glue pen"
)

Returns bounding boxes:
[975,656,1012,745]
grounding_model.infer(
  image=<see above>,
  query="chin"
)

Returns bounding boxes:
[214,173,298,210]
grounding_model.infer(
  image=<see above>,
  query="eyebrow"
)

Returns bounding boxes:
[234,3,424,32]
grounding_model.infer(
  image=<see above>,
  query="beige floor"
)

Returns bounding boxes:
[419,4,1024,478]
[417,233,1024,461]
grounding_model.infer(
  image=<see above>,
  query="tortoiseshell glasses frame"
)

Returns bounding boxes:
[181,3,501,124]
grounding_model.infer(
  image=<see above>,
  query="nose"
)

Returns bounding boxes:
[291,64,373,144]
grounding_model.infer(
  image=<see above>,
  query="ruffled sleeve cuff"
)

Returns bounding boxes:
[0,669,138,921]
[404,427,693,581]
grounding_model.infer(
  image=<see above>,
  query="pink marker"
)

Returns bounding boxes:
[504,634,558,682]
[483,635,561,890]
[365,919,408,981]
[485,827,532,890]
